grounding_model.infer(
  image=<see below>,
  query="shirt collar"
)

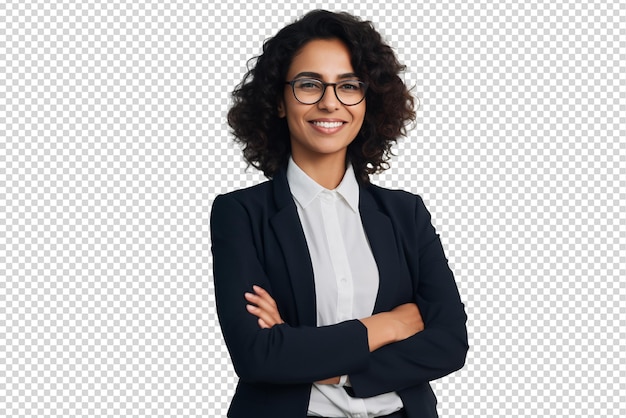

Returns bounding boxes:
[286,156,360,213]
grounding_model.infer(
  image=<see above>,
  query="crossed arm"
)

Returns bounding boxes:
[212,192,468,391]
[244,284,425,384]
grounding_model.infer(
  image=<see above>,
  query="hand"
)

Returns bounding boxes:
[390,303,424,341]
[244,285,285,329]
[359,302,424,351]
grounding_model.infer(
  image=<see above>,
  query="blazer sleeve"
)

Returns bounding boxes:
[348,195,469,398]
[211,193,371,384]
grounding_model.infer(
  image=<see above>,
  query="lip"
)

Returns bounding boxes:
[308,119,347,134]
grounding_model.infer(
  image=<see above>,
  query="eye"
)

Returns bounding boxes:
[294,79,323,90]
[338,81,363,91]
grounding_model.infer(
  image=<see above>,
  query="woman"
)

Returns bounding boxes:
[211,10,468,418]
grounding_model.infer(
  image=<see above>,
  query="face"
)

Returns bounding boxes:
[278,38,366,164]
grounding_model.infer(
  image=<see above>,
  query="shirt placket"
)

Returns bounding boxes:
[319,190,353,323]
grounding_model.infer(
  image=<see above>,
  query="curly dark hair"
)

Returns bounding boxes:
[227,10,416,182]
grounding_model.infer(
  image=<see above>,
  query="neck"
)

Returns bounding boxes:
[291,152,347,189]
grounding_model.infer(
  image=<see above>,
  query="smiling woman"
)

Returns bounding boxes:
[213,9,468,418]
[226,10,416,184]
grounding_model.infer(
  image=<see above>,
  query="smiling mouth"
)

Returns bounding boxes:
[311,121,345,129]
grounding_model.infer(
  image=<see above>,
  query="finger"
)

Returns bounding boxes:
[245,292,278,315]
[247,302,283,326]
[245,290,274,306]
[245,287,285,326]
[253,285,278,308]
[247,304,279,327]
[247,292,280,317]
[253,286,279,310]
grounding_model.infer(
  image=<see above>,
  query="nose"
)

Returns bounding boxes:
[317,84,340,111]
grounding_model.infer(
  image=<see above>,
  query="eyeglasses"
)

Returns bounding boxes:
[285,78,368,106]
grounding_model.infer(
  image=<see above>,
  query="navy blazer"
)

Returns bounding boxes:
[210,168,468,418]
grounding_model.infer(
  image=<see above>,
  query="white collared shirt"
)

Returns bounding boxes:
[286,157,404,418]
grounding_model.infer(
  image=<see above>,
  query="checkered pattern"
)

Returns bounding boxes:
[1,0,624,417]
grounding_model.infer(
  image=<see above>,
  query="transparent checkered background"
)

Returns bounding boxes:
[1,0,624,417]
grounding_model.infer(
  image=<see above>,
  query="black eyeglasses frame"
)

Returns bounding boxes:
[284,79,368,106]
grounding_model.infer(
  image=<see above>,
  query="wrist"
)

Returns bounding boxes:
[380,311,399,343]
[360,312,397,351]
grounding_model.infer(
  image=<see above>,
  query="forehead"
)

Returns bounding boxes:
[286,38,354,79]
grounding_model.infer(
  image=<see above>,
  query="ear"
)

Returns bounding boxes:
[277,100,286,118]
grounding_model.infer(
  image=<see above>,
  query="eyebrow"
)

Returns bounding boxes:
[292,71,359,80]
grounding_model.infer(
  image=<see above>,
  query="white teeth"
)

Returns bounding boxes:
[312,121,343,129]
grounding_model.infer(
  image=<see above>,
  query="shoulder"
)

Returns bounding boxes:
[363,182,427,212]
[213,179,274,207]
[210,180,277,234]
[363,183,439,248]
[361,182,434,233]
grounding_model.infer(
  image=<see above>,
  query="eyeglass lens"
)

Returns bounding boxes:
[292,79,366,105]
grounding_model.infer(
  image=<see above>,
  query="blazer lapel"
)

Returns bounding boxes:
[269,169,317,326]
[359,185,403,313]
